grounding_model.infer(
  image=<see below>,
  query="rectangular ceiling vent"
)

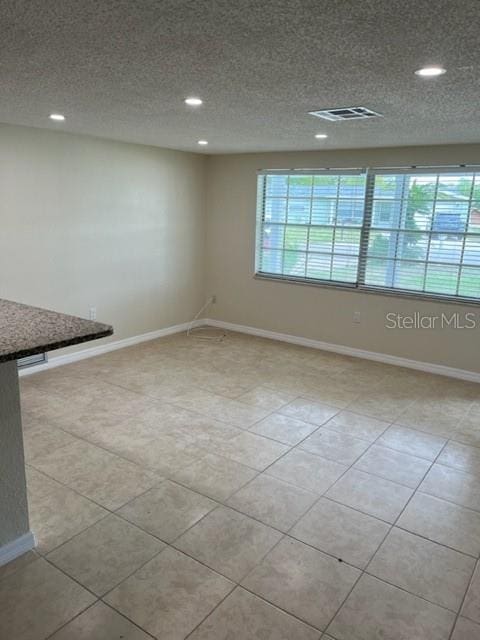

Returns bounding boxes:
[309,106,383,121]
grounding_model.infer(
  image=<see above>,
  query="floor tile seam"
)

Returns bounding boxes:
[362,565,473,614]
[30,420,235,484]
[43,596,158,640]
[265,408,398,536]
[362,437,450,577]
[26,458,164,514]
[447,557,480,640]
[359,435,479,624]
[27,467,165,555]
[181,582,239,640]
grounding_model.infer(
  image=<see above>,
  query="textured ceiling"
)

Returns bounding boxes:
[1,0,480,154]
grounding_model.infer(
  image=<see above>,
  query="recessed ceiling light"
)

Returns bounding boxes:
[315,133,328,139]
[198,140,208,145]
[49,113,65,121]
[185,97,203,106]
[415,66,446,77]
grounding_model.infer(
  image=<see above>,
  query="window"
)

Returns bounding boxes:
[256,167,480,302]
[256,170,367,285]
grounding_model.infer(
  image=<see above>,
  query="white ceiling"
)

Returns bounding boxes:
[1,0,479,154]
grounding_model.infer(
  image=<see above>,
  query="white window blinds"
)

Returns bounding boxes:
[362,169,480,298]
[256,167,480,301]
[256,170,367,285]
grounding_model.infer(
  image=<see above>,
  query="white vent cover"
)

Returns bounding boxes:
[309,106,383,121]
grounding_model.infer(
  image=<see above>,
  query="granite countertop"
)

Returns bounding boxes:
[0,299,113,363]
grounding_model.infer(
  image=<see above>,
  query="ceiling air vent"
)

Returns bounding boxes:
[308,106,383,121]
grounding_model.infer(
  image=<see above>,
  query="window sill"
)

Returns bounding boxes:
[254,273,480,307]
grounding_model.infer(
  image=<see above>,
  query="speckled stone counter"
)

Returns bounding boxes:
[0,299,113,362]
[0,299,112,565]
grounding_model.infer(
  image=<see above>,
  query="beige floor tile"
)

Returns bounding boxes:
[326,469,413,523]
[397,492,480,556]
[82,414,169,455]
[420,464,480,511]
[27,468,108,554]
[300,428,371,465]
[47,514,164,595]
[173,413,242,446]
[266,449,347,494]
[174,506,282,581]
[250,413,318,445]
[455,410,480,448]
[368,527,475,611]
[0,550,39,582]
[242,537,360,630]
[323,410,390,443]
[171,387,271,427]
[347,391,414,422]
[438,441,480,475]
[48,406,131,441]
[117,480,217,542]
[396,401,464,439]
[20,386,84,423]
[189,586,320,640]
[290,498,390,569]
[105,547,233,640]
[462,562,480,623]
[452,616,480,639]
[81,384,157,417]
[236,386,297,411]
[25,465,68,498]
[171,453,257,501]
[23,424,79,462]
[227,474,317,531]
[30,440,161,509]
[138,402,241,446]
[48,386,157,430]
[279,398,339,426]
[19,410,42,431]
[12,334,480,640]
[49,602,152,639]
[377,425,446,461]
[354,445,431,488]
[0,558,95,640]
[197,373,256,399]
[328,574,455,640]
[210,431,289,471]
[20,369,86,397]
[300,382,358,409]
[118,433,206,476]
[262,374,313,396]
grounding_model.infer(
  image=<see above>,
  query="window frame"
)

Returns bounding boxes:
[255,165,480,306]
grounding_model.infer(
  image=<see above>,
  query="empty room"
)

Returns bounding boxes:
[1,1,480,639]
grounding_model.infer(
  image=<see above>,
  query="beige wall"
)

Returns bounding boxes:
[0,124,207,345]
[205,146,480,374]
[1,126,479,374]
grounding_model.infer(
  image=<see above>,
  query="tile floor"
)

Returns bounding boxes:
[2,330,480,639]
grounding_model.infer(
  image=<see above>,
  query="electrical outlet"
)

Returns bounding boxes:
[89,306,97,321]
[211,295,217,304]
[353,311,361,324]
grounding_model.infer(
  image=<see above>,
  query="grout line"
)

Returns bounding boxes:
[449,559,479,639]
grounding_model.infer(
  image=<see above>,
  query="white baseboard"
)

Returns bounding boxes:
[19,320,196,377]
[0,531,36,567]
[18,314,480,384]
[204,318,480,384]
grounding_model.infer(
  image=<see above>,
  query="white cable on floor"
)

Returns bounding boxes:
[186,297,226,342]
